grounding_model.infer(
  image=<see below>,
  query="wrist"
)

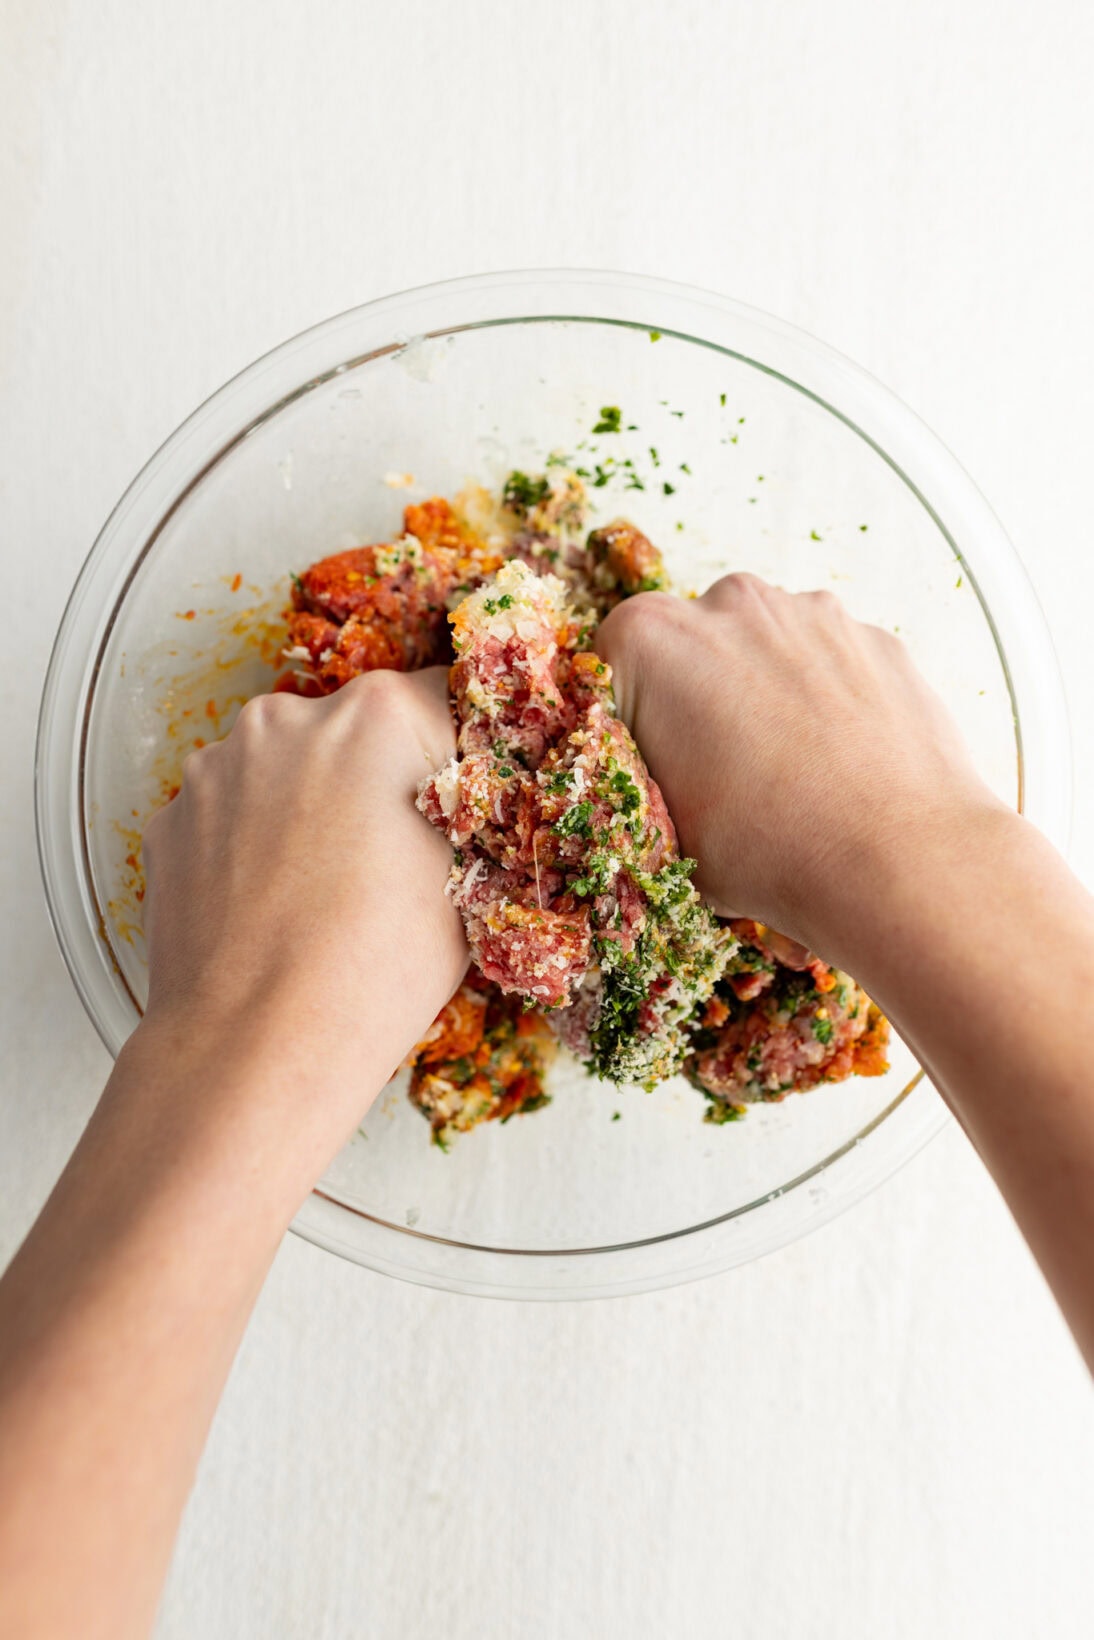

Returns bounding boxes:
[106,991,397,1213]
[788,790,1023,975]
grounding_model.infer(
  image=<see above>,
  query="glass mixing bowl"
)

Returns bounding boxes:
[36,271,1071,1298]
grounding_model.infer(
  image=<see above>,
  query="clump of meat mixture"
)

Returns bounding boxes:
[278,497,508,694]
[499,469,668,616]
[686,921,890,1123]
[407,973,553,1149]
[417,559,732,1086]
[279,472,668,698]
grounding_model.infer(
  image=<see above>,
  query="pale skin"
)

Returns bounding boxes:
[0,576,1091,1639]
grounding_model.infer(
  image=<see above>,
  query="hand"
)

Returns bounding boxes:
[140,667,466,1123]
[596,574,1004,952]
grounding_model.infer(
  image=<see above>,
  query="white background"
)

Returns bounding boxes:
[2,2,1093,1636]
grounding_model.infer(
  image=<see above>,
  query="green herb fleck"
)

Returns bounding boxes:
[662,481,676,496]
[503,471,551,513]
[554,800,594,839]
[649,330,662,343]
[593,405,623,434]
[704,1101,745,1125]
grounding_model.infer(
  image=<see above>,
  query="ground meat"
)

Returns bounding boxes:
[407,974,553,1147]
[403,497,509,587]
[412,983,489,1067]
[686,969,891,1122]
[722,919,836,1002]
[500,476,667,616]
[418,559,732,1086]
[585,520,667,607]
[278,498,509,696]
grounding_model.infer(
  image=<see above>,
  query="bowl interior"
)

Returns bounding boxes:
[75,312,1017,1263]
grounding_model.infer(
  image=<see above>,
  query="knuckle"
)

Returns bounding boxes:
[345,666,413,715]
[178,736,226,792]
[802,588,842,614]
[180,743,213,784]
[601,589,675,647]
[234,692,281,733]
[715,571,767,598]
[703,571,776,612]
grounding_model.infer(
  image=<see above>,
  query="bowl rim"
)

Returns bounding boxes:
[35,267,1074,1298]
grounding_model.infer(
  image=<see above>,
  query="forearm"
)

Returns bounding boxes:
[802,804,1094,1369]
[0,1007,389,1640]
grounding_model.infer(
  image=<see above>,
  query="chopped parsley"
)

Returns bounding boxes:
[571,849,618,897]
[812,1017,834,1045]
[503,470,550,513]
[592,405,623,434]
[605,766,641,817]
[554,800,594,838]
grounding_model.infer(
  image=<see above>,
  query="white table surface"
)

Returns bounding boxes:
[3,3,1093,1635]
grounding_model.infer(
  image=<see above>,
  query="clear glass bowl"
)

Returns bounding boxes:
[36,271,1071,1298]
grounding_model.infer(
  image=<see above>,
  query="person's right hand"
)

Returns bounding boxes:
[138,666,466,1149]
[595,574,1005,954]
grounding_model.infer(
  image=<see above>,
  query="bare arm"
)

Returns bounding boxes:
[598,577,1094,1371]
[0,670,466,1640]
